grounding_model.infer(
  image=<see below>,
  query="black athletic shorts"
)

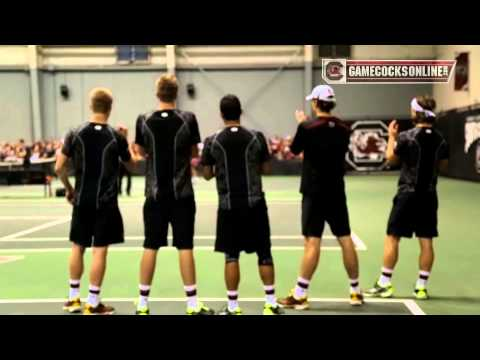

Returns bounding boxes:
[302,192,351,238]
[70,203,125,248]
[387,191,439,238]
[143,196,196,250]
[216,198,271,255]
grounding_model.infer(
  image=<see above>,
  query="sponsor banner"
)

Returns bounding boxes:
[322,59,456,84]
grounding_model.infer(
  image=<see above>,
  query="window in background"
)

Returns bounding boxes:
[318,45,351,58]
[116,45,150,64]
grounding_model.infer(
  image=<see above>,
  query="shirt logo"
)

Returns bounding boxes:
[328,122,335,128]
[426,129,432,134]
[161,112,169,118]
[230,127,239,133]
[94,125,102,131]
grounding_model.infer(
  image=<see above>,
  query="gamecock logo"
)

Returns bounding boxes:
[346,121,389,171]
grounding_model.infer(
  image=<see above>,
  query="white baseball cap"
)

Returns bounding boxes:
[306,85,336,102]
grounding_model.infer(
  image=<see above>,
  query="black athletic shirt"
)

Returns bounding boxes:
[395,127,449,193]
[201,126,270,210]
[62,122,131,209]
[291,116,351,195]
[135,110,201,200]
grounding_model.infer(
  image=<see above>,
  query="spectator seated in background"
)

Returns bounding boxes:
[0,139,62,164]
[269,135,303,161]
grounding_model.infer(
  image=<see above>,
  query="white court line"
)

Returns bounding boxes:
[352,232,368,251]
[403,300,427,315]
[0,256,25,265]
[0,216,65,221]
[0,217,70,240]
[0,297,425,315]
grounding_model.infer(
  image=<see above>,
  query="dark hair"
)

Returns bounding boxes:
[315,100,336,113]
[414,95,437,124]
[220,95,242,121]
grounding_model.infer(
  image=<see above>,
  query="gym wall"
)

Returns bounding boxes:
[434,45,480,112]
[34,69,432,141]
[0,71,33,142]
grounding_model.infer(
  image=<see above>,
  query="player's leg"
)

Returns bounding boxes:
[258,250,284,315]
[126,172,132,196]
[219,253,243,315]
[278,237,320,310]
[367,235,400,298]
[64,206,91,313]
[337,236,364,305]
[415,238,434,300]
[367,194,413,298]
[136,199,168,315]
[84,246,115,315]
[279,196,324,310]
[173,197,213,315]
[136,249,158,315]
[64,243,85,313]
[330,195,363,305]
[366,235,400,298]
[414,193,438,300]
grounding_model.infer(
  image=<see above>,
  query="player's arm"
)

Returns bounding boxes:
[202,165,216,181]
[122,143,145,172]
[438,141,450,174]
[386,120,400,166]
[200,137,215,181]
[192,145,199,158]
[123,140,148,174]
[260,161,272,175]
[439,159,449,174]
[55,153,75,204]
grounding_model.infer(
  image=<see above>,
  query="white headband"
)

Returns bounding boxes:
[411,98,436,118]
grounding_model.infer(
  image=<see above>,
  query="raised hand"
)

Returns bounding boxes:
[388,120,399,139]
[295,110,308,124]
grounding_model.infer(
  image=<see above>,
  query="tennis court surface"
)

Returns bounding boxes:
[1,175,478,315]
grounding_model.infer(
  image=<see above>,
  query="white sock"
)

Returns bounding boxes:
[227,290,239,311]
[416,271,430,289]
[69,279,81,300]
[184,285,198,309]
[294,277,310,299]
[378,267,393,287]
[87,285,100,307]
[264,285,277,306]
[350,278,361,294]
[138,284,151,308]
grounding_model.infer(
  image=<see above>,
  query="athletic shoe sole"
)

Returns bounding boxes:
[63,305,82,314]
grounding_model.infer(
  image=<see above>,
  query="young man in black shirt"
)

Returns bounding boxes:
[279,85,364,309]
[56,88,135,315]
[133,74,213,315]
[366,96,449,300]
[201,95,283,315]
